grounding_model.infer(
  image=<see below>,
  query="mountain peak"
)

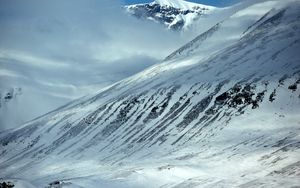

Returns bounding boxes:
[154,0,184,8]
[154,0,214,9]
[126,0,215,30]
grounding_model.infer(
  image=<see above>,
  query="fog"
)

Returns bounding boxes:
[0,0,196,130]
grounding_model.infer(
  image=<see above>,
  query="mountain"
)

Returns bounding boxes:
[0,54,156,131]
[1,0,300,187]
[0,1,171,132]
[125,0,216,30]
[0,55,134,131]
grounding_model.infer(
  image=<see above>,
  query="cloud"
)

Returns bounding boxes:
[0,0,186,61]
[0,0,190,130]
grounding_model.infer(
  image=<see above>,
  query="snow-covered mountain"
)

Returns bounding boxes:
[0,0,181,131]
[1,0,300,187]
[0,53,157,131]
[125,0,216,30]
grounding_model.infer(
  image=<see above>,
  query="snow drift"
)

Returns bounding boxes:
[1,0,300,187]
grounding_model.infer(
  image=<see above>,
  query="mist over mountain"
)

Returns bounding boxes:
[0,0,300,187]
[0,0,194,131]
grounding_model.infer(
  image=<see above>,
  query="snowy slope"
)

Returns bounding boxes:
[1,0,300,187]
[165,0,285,61]
[154,0,213,9]
[0,53,151,131]
[0,0,179,131]
[126,0,216,30]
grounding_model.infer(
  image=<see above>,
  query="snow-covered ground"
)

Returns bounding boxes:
[126,0,216,30]
[1,0,300,187]
[154,0,214,9]
[0,50,157,130]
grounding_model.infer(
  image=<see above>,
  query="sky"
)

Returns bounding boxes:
[123,0,237,7]
[0,0,194,130]
[0,0,242,130]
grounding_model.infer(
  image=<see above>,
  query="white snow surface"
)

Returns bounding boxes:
[0,0,187,131]
[1,0,300,187]
[126,0,216,31]
[154,0,215,9]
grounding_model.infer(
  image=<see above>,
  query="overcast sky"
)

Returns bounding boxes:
[0,0,191,87]
[0,0,195,130]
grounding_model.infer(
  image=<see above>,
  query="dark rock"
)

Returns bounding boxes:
[47,180,63,188]
[243,84,252,92]
[232,85,242,93]
[126,2,207,30]
[214,84,265,110]
[151,106,159,113]
[252,101,259,109]
[269,89,276,102]
[279,74,289,85]
[215,92,229,104]
[50,181,60,185]
[288,84,297,91]
[232,96,244,105]
[0,182,14,188]
[4,93,13,100]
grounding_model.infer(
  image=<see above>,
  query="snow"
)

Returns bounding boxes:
[0,0,186,131]
[126,0,217,31]
[165,0,291,61]
[154,0,215,10]
[0,179,37,188]
[1,0,300,187]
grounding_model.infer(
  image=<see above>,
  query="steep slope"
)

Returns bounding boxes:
[0,53,155,131]
[0,0,175,131]
[165,0,286,60]
[125,0,216,30]
[1,0,300,187]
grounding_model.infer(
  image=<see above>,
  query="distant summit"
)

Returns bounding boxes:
[126,0,216,30]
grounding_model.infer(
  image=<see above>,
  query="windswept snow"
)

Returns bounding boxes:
[126,0,216,30]
[1,0,300,187]
[0,0,187,131]
[154,0,215,10]
[165,0,287,61]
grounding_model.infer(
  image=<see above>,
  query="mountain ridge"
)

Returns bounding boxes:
[125,0,216,30]
[1,0,300,187]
